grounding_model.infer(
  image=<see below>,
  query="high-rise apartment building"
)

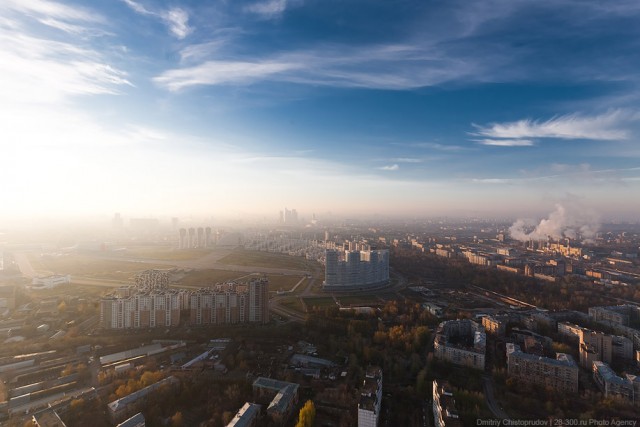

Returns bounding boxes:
[579,330,613,369]
[578,328,633,369]
[434,320,486,370]
[100,278,269,329]
[324,248,389,289]
[589,305,640,326]
[432,380,462,427]
[358,366,382,427]
[592,361,640,405]
[100,291,183,329]
[506,343,579,393]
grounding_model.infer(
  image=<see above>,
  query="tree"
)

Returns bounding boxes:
[171,411,184,427]
[296,400,316,427]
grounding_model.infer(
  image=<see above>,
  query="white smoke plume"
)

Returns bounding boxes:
[509,203,600,243]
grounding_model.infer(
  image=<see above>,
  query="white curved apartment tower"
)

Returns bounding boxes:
[324,249,389,290]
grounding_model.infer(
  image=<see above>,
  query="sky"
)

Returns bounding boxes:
[1,0,640,222]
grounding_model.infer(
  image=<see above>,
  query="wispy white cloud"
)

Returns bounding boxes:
[180,39,228,63]
[2,0,102,24]
[0,8,130,104]
[121,0,149,15]
[154,60,301,91]
[163,8,191,39]
[468,165,640,186]
[153,0,640,94]
[380,164,399,171]
[1,0,104,35]
[395,142,467,152]
[245,0,286,17]
[392,157,423,163]
[473,110,638,141]
[245,0,300,19]
[471,178,513,184]
[155,42,483,91]
[475,138,535,147]
[121,0,192,39]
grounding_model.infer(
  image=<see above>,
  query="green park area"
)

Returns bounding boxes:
[27,282,110,299]
[173,269,246,287]
[279,296,306,314]
[118,245,214,261]
[33,254,168,281]
[302,296,337,310]
[265,274,305,291]
[336,295,381,307]
[218,250,315,271]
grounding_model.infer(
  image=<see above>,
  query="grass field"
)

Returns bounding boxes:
[266,274,305,291]
[279,296,306,314]
[26,252,49,273]
[175,269,246,287]
[302,297,336,309]
[218,250,315,270]
[120,246,214,261]
[37,254,168,280]
[27,283,111,298]
[376,292,401,301]
[336,295,382,306]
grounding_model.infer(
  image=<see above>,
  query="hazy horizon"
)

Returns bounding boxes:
[1,0,639,223]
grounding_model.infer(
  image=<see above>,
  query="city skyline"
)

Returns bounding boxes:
[1,0,640,221]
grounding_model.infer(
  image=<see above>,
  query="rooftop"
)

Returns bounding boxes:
[115,412,146,427]
[267,384,297,414]
[108,376,178,413]
[228,402,261,427]
[253,376,297,392]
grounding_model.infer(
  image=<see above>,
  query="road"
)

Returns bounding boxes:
[269,268,317,322]
[13,251,43,279]
[482,375,509,419]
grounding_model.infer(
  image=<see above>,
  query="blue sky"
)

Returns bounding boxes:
[1,0,640,221]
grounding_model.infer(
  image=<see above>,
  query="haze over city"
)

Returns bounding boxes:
[1,0,640,223]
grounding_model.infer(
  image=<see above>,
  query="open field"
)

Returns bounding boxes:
[117,246,214,261]
[279,296,306,314]
[173,269,247,287]
[302,297,337,309]
[0,379,5,401]
[26,283,111,298]
[218,250,316,271]
[35,254,168,281]
[376,292,402,301]
[336,295,382,306]
[25,252,50,274]
[265,274,305,291]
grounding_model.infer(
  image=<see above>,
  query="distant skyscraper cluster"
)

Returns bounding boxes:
[279,208,298,224]
[324,243,389,289]
[178,226,213,249]
[99,271,269,329]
